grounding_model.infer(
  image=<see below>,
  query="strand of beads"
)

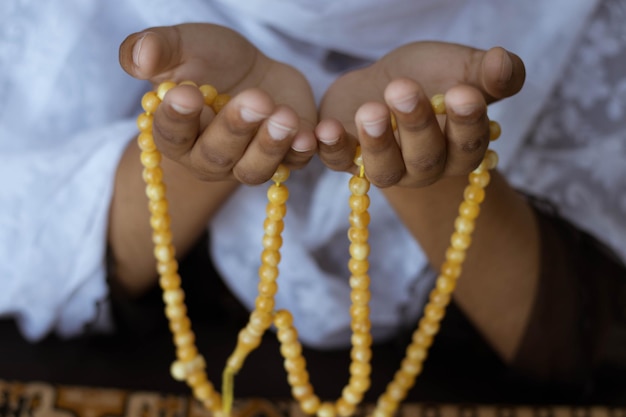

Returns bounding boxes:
[221,164,290,415]
[369,96,500,417]
[137,81,230,415]
[270,149,374,417]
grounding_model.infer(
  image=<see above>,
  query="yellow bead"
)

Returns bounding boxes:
[349,176,370,195]
[393,369,416,390]
[258,264,279,281]
[263,218,284,236]
[411,330,433,348]
[349,305,370,322]
[445,247,466,264]
[136,113,153,132]
[419,317,440,336]
[267,184,289,204]
[159,273,181,290]
[140,150,162,169]
[347,227,369,243]
[428,290,451,308]
[430,94,446,114]
[157,81,177,100]
[185,369,207,388]
[154,244,175,262]
[165,304,187,320]
[423,303,445,322]
[146,183,166,201]
[212,93,230,113]
[266,203,287,221]
[137,132,156,151]
[349,211,370,228]
[336,398,356,417]
[163,288,185,305]
[350,289,371,306]
[174,331,195,349]
[479,149,499,170]
[349,194,370,213]
[260,249,281,267]
[386,381,407,402]
[249,311,274,332]
[469,170,491,188]
[280,341,303,359]
[435,274,457,294]
[451,231,472,251]
[277,327,298,344]
[489,120,501,141]
[193,382,215,401]
[149,199,169,215]
[350,361,371,378]
[257,280,278,297]
[255,296,275,313]
[350,345,372,362]
[454,216,475,235]
[141,91,161,114]
[300,395,321,415]
[157,259,178,275]
[199,84,218,106]
[150,213,171,231]
[351,320,371,334]
[351,331,372,349]
[292,384,313,401]
[459,200,480,220]
[176,345,198,362]
[376,393,398,414]
[400,357,423,377]
[288,371,309,386]
[169,316,191,334]
[237,328,261,350]
[142,166,163,184]
[441,260,462,279]
[464,184,485,204]
[170,360,188,381]
[390,113,397,131]
[274,310,293,328]
[349,274,370,291]
[262,234,282,251]
[152,230,173,246]
[353,147,363,168]
[348,375,371,393]
[349,242,370,261]
[348,259,369,275]
[341,385,364,405]
[284,356,307,373]
[272,164,290,183]
[317,402,336,417]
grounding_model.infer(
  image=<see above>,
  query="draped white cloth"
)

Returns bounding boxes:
[2,0,622,346]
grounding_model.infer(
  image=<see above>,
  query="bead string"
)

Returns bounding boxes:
[136,82,500,417]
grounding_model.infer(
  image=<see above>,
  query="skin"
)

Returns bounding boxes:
[317,43,537,362]
[114,24,536,364]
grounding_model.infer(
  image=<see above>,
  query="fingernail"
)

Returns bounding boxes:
[291,132,314,152]
[170,101,195,115]
[318,134,339,146]
[132,33,149,67]
[240,107,267,123]
[362,118,387,137]
[391,94,418,113]
[268,120,293,140]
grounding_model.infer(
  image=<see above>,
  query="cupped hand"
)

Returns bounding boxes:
[119,23,317,185]
[316,42,526,188]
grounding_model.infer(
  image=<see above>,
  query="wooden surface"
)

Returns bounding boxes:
[2,379,625,417]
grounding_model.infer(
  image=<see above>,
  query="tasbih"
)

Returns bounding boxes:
[136,81,500,417]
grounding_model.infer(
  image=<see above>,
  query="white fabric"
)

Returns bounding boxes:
[1,0,620,345]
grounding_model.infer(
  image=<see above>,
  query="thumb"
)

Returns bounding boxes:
[119,23,258,90]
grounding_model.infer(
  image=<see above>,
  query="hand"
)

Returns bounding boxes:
[315,42,526,187]
[119,23,317,185]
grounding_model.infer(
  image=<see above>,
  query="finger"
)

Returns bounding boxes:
[233,105,300,184]
[443,84,490,176]
[355,102,404,188]
[119,24,257,89]
[152,84,207,161]
[186,88,275,181]
[315,118,359,173]
[385,78,446,187]
[479,46,526,100]
[282,130,318,170]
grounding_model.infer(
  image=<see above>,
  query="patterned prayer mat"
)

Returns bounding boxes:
[1,379,625,417]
